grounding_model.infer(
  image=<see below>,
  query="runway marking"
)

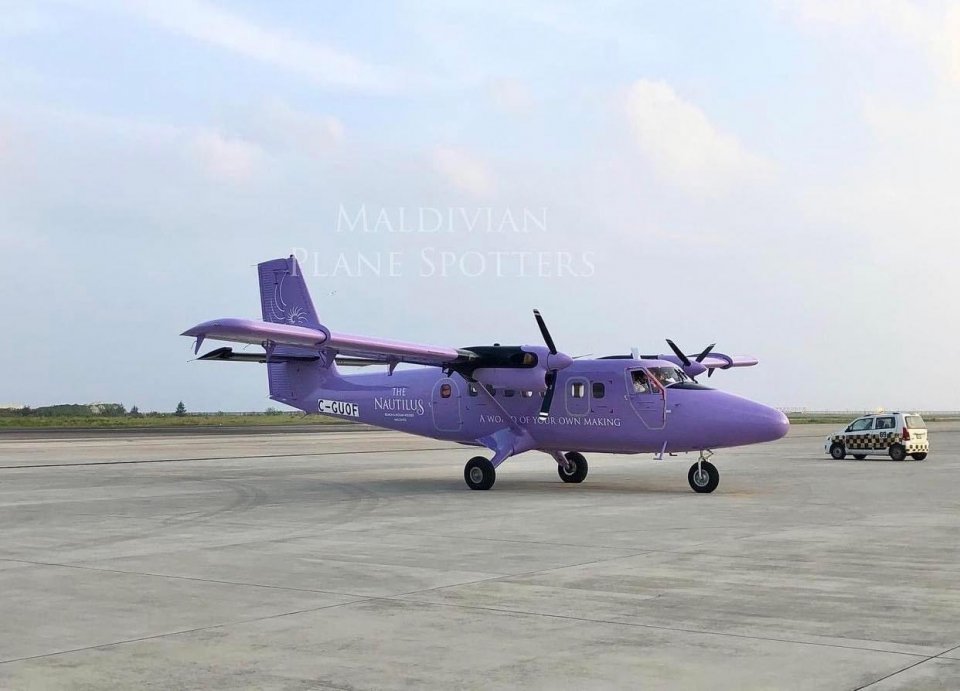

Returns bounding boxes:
[854,642,960,689]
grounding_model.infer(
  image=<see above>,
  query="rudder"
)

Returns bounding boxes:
[258,256,321,328]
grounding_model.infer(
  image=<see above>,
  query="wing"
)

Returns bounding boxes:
[182,317,476,368]
[698,354,759,370]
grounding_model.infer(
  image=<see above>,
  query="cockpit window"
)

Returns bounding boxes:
[647,367,689,387]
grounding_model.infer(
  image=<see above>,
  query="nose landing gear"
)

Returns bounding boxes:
[688,450,719,493]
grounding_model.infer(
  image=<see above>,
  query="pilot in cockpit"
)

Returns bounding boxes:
[631,370,650,393]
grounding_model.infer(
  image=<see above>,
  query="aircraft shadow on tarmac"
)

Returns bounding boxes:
[323,476,713,497]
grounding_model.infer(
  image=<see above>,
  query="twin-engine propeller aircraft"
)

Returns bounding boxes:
[183,256,789,492]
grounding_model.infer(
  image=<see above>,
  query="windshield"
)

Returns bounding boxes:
[905,415,926,429]
[647,366,689,387]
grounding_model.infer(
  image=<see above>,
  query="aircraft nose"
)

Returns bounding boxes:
[717,395,789,446]
[768,407,790,441]
[751,404,790,443]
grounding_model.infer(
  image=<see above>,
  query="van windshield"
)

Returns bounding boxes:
[905,415,926,429]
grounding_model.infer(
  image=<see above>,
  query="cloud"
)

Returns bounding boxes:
[781,0,960,83]
[489,78,535,116]
[119,0,397,91]
[432,147,495,197]
[260,101,345,156]
[624,79,772,193]
[191,131,262,182]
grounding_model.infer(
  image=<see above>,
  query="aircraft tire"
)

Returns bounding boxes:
[465,456,496,490]
[829,443,846,460]
[558,452,588,483]
[688,460,719,493]
[889,444,907,462]
[911,453,928,461]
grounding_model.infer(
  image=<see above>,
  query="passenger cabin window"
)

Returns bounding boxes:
[875,416,895,430]
[440,383,452,399]
[847,418,874,432]
[504,389,515,398]
[570,381,586,398]
[468,384,478,397]
[485,384,496,396]
[521,390,533,398]
[592,382,605,399]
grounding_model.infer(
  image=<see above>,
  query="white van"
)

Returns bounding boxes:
[825,413,929,461]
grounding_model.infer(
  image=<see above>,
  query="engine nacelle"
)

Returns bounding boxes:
[461,345,572,393]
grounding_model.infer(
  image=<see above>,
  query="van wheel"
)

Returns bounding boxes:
[829,443,845,460]
[853,454,866,460]
[889,444,906,462]
[911,453,927,461]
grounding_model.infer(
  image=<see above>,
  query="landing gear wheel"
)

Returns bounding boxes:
[911,452,928,461]
[889,444,906,462]
[688,460,719,494]
[853,454,867,460]
[558,452,588,483]
[464,456,496,490]
[829,443,846,460]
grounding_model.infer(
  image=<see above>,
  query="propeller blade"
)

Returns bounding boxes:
[533,309,557,354]
[695,343,716,363]
[665,339,691,367]
[708,368,715,378]
[538,370,557,418]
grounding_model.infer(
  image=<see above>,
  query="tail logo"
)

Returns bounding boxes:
[269,271,308,325]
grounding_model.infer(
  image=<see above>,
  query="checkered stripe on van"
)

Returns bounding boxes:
[831,433,902,449]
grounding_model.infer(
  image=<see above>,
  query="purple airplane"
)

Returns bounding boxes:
[183,256,789,492]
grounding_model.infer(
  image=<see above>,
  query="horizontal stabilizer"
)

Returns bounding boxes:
[196,347,319,363]
[196,347,383,367]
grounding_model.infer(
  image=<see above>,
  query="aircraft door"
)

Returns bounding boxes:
[431,378,463,432]
[625,368,666,430]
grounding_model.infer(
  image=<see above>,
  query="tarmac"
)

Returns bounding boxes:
[0,423,958,690]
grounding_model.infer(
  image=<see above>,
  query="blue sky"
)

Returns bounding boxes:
[1,0,958,411]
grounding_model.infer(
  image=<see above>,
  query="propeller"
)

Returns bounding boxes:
[533,309,570,419]
[534,309,557,354]
[665,339,717,381]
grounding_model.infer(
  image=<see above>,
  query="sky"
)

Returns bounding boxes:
[0,0,958,412]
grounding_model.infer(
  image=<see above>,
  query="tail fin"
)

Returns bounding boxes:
[258,256,321,328]
[257,256,333,408]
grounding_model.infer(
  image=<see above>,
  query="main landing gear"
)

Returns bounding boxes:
[463,451,590,490]
[464,456,496,490]
[688,451,719,494]
[557,451,588,483]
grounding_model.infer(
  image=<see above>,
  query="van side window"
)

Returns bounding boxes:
[875,416,895,430]
[592,382,605,399]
